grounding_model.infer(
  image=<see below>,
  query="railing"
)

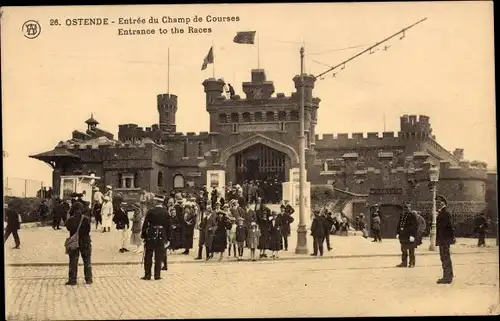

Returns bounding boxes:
[3,177,52,199]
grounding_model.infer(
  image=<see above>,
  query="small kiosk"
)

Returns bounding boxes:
[60,173,100,207]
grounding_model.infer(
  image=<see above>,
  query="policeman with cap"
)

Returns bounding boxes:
[141,194,170,280]
[435,195,455,284]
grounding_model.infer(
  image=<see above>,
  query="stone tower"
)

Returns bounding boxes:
[157,93,177,132]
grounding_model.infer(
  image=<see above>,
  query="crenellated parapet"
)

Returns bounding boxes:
[315,132,405,149]
[162,131,211,141]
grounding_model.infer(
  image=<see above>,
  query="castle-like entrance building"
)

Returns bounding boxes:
[31,68,493,237]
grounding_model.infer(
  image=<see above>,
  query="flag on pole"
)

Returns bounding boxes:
[201,46,214,70]
[233,31,256,44]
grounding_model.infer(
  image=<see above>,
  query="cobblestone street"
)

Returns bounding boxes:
[4,252,499,319]
[4,226,497,265]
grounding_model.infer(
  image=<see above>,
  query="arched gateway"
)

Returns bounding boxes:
[220,134,299,186]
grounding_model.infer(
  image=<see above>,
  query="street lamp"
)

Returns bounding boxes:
[428,165,440,251]
[295,46,308,255]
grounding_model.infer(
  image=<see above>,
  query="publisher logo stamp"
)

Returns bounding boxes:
[22,20,41,39]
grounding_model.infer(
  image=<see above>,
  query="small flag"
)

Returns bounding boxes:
[201,46,214,71]
[233,31,256,44]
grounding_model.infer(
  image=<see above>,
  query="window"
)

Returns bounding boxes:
[120,173,135,189]
[231,113,239,123]
[219,113,227,123]
[290,111,299,121]
[157,172,163,187]
[183,139,188,157]
[278,111,286,121]
[266,111,275,121]
[117,173,122,187]
[254,112,263,122]
[173,174,185,189]
[242,112,251,122]
[198,142,203,157]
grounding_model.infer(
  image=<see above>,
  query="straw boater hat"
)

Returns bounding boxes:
[93,187,99,191]
[106,185,112,190]
[237,217,244,221]
[154,194,165,202]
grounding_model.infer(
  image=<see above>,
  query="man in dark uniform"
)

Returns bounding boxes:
[310,210,327,257]
[141,195,170,281]
[396,202,418,268]
[436,195,455,284]
[4,203,21,249]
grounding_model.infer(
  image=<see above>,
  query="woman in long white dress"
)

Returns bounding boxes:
[101,196,113,232]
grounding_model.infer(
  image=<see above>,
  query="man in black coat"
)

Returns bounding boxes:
[436,195,455,284]
[396,202,418,268]
[4,204,21,249]
[65,202,92,285]
[310,210,327,256]
[324,211,334,251]
[141,195,170,280]
[51,198,66,230]
[474,213,488,247]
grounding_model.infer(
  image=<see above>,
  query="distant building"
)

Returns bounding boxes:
[31,69,496,237]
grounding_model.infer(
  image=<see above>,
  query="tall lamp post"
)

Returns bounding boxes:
[428,165,440,251]
[295,46,308,254]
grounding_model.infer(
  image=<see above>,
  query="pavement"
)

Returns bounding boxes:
[4,253,499,319]
[3,225,498,266]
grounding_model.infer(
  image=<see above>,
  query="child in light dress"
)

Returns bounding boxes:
[227,216,237,257]
[247,222,261,261]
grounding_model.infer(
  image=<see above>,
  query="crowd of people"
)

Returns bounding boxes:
[225,177,283,205]
[3,181,494,286]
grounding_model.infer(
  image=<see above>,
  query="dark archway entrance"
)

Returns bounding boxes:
[376,204,403,239]
[234,144,286,183]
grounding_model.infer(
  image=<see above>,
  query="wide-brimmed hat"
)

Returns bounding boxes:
[93,187,100,191]
[435,195,448,205]
[105,185,112,190]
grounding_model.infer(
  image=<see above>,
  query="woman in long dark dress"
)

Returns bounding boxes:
[181,204,196,255]
[269,211,283,259]
[257,206,272,258]
[168,207,182,253]
[211,210,232,261]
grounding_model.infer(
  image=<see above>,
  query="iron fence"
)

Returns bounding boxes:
[3,177,52,199]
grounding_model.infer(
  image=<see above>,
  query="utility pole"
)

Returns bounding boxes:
[314,18,427,80]
[295,46,308,255]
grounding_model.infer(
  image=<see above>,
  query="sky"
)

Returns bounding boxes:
[1,2,496,187]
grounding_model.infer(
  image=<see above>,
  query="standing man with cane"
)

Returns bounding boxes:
[141,195,170,281]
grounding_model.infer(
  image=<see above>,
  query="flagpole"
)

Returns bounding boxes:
[167,47,170,94]
[257,33,260,69]
[212,41,215,78]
